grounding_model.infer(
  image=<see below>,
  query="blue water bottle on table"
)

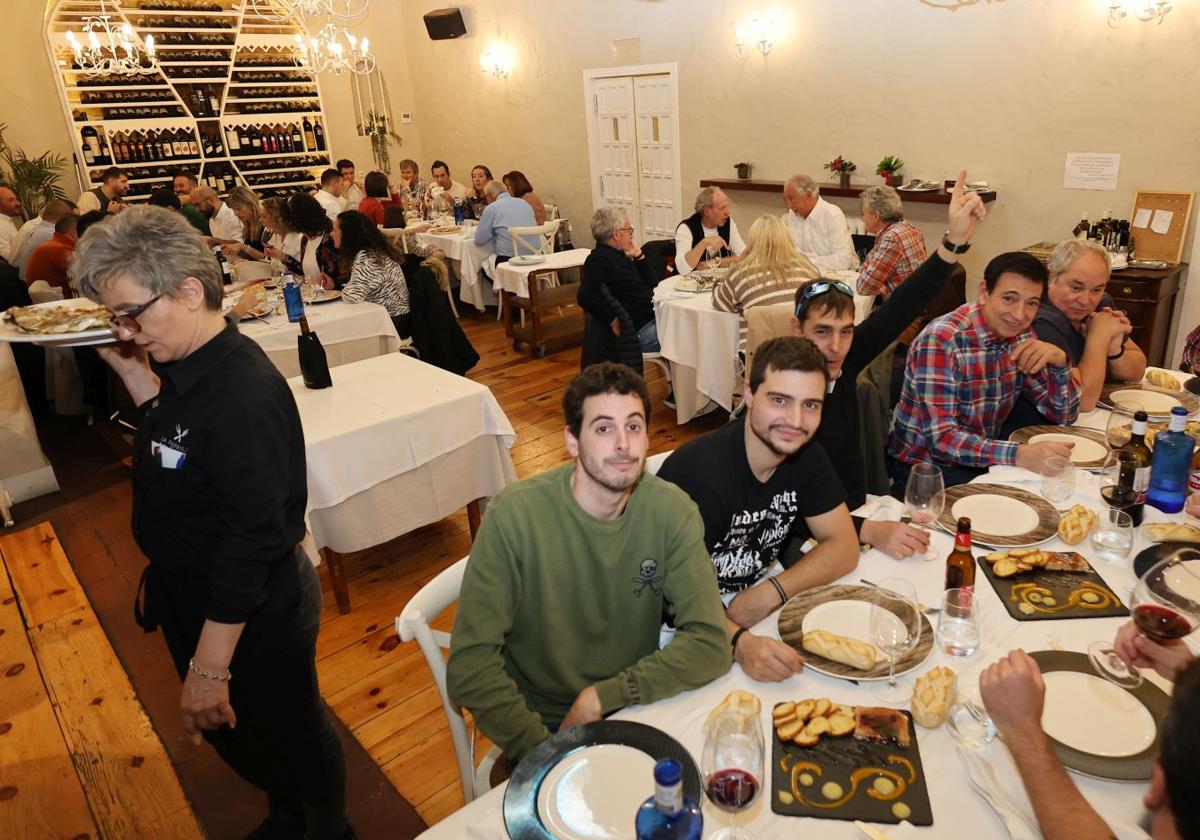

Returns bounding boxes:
[635,758,702,839]
[1148,406,1192,512]
[282,274,304,323]
[453,199,464,225]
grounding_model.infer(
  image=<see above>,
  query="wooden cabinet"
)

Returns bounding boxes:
[1106,265,1185,368]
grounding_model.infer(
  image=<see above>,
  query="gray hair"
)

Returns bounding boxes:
[73,206,223,310]
[861,185,904,222]
[694,186,726,214]
[1048,238,1111,279]
[483,180,506,201]
[785,174,818,195]
[590,206,628,242]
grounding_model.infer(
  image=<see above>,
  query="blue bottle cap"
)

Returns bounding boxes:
[653,758,682,786]
[1171,406,1188,416]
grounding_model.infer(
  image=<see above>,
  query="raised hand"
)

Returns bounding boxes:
[945,169,987,246]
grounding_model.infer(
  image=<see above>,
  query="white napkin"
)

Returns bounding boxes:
[856,493,906,521]
[957,746,1042,839]
[979,465,1042,485]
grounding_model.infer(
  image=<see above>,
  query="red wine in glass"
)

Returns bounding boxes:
[1132,603,1195,641]
[706,768,759,813]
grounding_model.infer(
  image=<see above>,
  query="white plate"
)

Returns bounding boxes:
[799,599,905,677]
[951,494,1039,537]
[509,255,547,266]
[1041,671,1156,758]
[1110,388,1182,415]
[536,744,655,839]
[1027,432,1108,464]
[0,299,115,345]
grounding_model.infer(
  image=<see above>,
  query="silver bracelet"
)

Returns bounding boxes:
[188,658,232,682]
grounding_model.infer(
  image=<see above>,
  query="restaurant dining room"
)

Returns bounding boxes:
[4,0,1200,838]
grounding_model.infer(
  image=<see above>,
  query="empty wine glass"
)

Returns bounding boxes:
[705,243,722,272]
[870,578,921,703]
[1105,401,1138,448]
[702,708,764,840]
[904,462,945,560]
[1039,454,1075,506]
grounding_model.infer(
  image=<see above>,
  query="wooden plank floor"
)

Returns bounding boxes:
[317,309,726,825]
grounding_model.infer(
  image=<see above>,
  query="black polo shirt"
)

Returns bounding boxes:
[578,242,658,328]
[131,318,307,624]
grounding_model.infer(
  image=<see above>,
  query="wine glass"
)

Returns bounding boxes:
[870,577,921,702]
[705,243,722,273]
[1098,450,1138,513]
[702,708,764,840]
[1088,553,1200,689]
[1105,400,1138,448]
[904,461,945,560]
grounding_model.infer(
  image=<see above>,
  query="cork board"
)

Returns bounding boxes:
[1129,190,1193,264]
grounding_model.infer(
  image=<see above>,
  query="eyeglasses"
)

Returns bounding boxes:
[795,280,854,316]
[617,226,634,233]
[110,294,163,334]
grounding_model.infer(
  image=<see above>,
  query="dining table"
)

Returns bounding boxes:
[413,223,499,312]
[419,381,1197,839]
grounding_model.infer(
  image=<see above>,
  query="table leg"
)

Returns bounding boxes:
[467,498,482,540]
[321,546,352,614]
[500,291,515,339]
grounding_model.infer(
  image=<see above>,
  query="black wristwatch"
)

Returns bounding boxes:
[941,232,971,254]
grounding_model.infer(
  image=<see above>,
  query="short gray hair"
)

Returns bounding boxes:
[785,174,818,195]
[694,186,725,214]
[483,180,506,200]
[1048,238,1111,279]
[861,185,904,222]
[590,206,627,242]
[73,206,223,310]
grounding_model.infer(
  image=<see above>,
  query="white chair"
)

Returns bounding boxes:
[501,220,562,323]
[395,556,500,804]
[384,225,460,319]
[645,450,674,476]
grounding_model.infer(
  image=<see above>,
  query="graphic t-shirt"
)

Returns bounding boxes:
[657,415,846,594]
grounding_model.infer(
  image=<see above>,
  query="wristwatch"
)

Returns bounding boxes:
[941,232,970,254]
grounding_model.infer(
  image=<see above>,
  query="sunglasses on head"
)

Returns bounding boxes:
[795,280,854,317]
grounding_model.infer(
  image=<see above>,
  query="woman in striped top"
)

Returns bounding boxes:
[334,210,412,338]
[712,213,821,350]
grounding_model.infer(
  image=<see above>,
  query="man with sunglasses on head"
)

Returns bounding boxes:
[789,172,988,559]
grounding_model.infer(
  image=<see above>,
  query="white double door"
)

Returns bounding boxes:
[585,67,681,244]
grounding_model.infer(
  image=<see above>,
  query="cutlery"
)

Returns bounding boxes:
[854,820,895,840]
[859,578,940,614]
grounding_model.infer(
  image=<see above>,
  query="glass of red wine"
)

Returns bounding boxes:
[702,708,764,839]
[1088,553,1200,689]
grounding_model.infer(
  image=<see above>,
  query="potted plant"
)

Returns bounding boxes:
[824,156,856,189]
[0,122,67,221]
[362,110,402,175]
[734,161,752,180]
[875,155,905,187]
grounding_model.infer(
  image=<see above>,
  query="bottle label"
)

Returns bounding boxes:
[1189,470,1200,494]
[954,532,971,550]
[1134,465,1151,502]
[654,781,681,815]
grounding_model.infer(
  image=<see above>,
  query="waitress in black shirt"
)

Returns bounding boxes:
[73,207,351,840]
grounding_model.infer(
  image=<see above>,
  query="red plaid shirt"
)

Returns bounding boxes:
[888,302,1080,468]
[856,221,927,297]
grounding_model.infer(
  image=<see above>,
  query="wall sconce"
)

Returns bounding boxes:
[1108,0,1173,26]
[734,13,774,57]
[479,43,515,79]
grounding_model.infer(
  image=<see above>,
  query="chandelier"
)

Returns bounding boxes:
[1108,0,1173,25]
[65,1,158,77]
[295,24,375,75]
[252,0,368,25]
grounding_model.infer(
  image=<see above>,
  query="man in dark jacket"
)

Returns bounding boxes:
[578,207,661,351]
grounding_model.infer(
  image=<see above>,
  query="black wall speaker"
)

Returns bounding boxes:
[423,7,467,40]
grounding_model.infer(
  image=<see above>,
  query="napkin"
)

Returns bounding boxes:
[856,494,906,521]
[957,746,1041,839]
[980,465,1042,485]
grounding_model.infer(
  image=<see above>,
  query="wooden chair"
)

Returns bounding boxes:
[498,220,561,323]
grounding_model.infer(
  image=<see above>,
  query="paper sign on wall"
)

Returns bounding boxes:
[1063,153,1121,191]
[1150,209,1174,235]
[1132,208,1152,229]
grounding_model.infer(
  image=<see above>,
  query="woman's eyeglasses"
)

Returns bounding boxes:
[110,294,163,334]
[795,280,854,316]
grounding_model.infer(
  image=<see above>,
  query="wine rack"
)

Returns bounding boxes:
[45,0,332,203]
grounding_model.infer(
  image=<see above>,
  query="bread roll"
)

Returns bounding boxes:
[1144,522,1200,544]
[1057,505,1097,546]
[802,629,877,671]
[912,666,956,728]
[1145,370,1181,390]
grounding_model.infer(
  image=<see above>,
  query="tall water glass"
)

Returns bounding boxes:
[1091,508,1134,565]
[1040,454,1075,506]
[936,588,980,657]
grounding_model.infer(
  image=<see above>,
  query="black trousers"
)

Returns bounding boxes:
[142,551,347,838]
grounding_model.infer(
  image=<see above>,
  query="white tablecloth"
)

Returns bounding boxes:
[0,342,58,503]
[421,450,1189,839]
[239,300,400,379]
[288,353,517,553]
[493,248,591,298]
[414,227,498,312]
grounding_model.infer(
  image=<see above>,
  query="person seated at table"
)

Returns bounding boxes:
[474,180,535,263]
[981,648,1199,840]
[502,170,547,226]
[24,212,78,295]
[888,251,1080,489]
[0,186,21,262]
[276,192,343,289]
[190,186,243,246]
[314,169,346,223]
[333,210,411,338]
[172,171,210,236]
[856,185,926,299]
[336,158,364,208]
[712,214,819,352]
[463,164,493,220]
[426,160,468,205]
[781,175,857,272]
[447,363,730,763]
[795,171,987,557]
[397,158,427,212]
[224,186,267,253]
[76,166,128,216]
[12,198,76,280]
[224,197,299,265]
[657,338,859,682]
[356,171,402,227]
[674,187,746,276]
[579,206,660,352]
[148,186,181,211]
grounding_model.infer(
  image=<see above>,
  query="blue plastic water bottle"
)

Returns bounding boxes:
[1148,406,1192,513]
[282,275,304,323]
[635,759,702,840]
[453,199,464,225]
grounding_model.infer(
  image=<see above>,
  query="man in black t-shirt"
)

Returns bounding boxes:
[658,337,860,682]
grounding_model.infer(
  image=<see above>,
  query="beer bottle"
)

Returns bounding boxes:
[945,517,976,591]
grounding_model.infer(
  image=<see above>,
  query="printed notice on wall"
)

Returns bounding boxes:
[1063,153,1121,191]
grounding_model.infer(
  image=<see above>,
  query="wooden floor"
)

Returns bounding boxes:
[317,308,726,825]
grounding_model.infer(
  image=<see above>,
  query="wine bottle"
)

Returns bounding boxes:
[80,126,98,166]
[187,131,200,158]
[160,130,174,160]
[312,117,325,151]
[225,124,241,154]
[172,130,187,158]
[1148,407,1192,513]
[291,122,304,152]
[237,124,250,154]
[944,517,975,591]
[302,116,316,150]
[298,315,333,389]
[635,759,703,840]
[1072,212,1089,240]
[1115,410,1152,524]
[207,86,220,115]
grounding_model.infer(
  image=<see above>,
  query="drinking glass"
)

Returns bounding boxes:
[1039,454,1075,506]
[300,279,320,304]
[870,578,921,702]
[705,244,722,272]
[946,673,997,747]
[1090,508,1134,566]
[702,708,764,840]
[1104,401,1139,448]
[904,462,945,560]
[936,588,981,657]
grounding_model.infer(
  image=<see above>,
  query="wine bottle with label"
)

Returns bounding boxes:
[312,117,326,151]
[302,116,316,151]
[80,125,98,166]
[291,122,304,152]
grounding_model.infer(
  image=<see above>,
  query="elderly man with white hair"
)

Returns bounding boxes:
[474,179,535,261]
[579,205,661,351]
[674,186,745,275]
[781,174,857,272]
[856,184,927,298]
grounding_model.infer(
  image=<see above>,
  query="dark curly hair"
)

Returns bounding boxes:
[283,191,331,237]
[562,363,650,438]
[336,210,404,276]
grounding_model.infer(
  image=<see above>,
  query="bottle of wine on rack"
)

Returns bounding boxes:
[302,116,316,151]
[312,117,326,151]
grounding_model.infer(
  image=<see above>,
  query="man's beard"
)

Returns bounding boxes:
[749,412,810,458]
[577,448,643,493]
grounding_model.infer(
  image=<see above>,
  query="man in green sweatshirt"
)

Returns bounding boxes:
[446,363,731,763]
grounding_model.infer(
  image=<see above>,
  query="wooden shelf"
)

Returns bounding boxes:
[698,178,998,205]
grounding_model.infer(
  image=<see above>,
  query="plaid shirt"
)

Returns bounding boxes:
[889,302,1080,468]
[856,221,927,297]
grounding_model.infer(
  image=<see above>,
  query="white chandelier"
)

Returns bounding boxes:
[295,24,375,75]
[1108,0,1173,26]
[65,1,157,77]
[253,0,369,24]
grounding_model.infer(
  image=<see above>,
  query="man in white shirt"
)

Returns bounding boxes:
[13,198,76,279]
[781,175,858,272]
[0,187,21,262]
[426,160,468,206]
[314,168,346,222]
[190,186,244,244]
[337,158,364,209]
[674,187,746,275]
